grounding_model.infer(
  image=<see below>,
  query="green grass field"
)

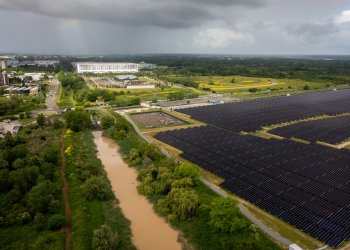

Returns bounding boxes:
[58,89,75,109]
[171,75,331,94]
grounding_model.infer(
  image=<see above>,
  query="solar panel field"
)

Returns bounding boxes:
[178,89,350,132]
[270,115,350,144]
[154,89,350,247]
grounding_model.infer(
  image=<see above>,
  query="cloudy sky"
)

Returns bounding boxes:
[0,0,349,55]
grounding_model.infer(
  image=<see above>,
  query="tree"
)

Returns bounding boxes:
[27,180,57,213]
[0,169,9,191]
[208,197,247,233]
[41,145,59,164]
[174,163,200,184]
[47,214,65,230]
[92,225,118,250]
[9,167,39,193]
[37,114,45,126]
[81,177,114,201]
[156,188,199,221]
[63,110,91,132]
[101,116,115,130]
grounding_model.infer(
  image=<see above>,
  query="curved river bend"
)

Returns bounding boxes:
[93,131,181,250]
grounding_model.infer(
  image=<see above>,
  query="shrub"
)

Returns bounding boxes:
[303,85,310,90]
[101,116,115,130]
[47,214,66,230]
[248,88,259,93]
[63,110,91,132]
[81,176,114,201]
[92,225,119,250]
[27,180,57,214]
[208,197,247,233]
[174,163,200,184]
[156,188,199,220]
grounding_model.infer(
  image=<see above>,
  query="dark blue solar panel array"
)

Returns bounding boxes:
[177,89,350,132]
[155,126,350,247]
[270,116,350,144]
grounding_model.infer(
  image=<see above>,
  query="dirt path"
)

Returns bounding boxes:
[60,137,72,250]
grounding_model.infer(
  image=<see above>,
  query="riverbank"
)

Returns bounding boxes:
[93,131,182,250]
[63,130,135,249]
[101,110,282,250]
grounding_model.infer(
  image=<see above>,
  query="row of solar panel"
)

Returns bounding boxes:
[177,89,350,132]
[270,115,350,144]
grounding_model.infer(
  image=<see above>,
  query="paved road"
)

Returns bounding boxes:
[33,78,60,117]
[46,78,60,111]
[119,110,296,249]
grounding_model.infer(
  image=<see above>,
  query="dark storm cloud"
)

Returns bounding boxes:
[285,22,338,43]
[0,0,264,28]
[1,0,350,55]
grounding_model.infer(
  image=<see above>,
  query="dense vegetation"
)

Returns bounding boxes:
[103,111,281,250]
[167,91,199,101]
[0,86,46,117]
[63,128,134,250]
[145,55,350,86]
[58,72,141,108]
[57,55,350,86]
[63,107,92,132]
[0,117,65,249]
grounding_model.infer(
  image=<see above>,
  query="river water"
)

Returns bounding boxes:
[93,131,182,250]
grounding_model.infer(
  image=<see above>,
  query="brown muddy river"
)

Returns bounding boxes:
[93,131,182,250]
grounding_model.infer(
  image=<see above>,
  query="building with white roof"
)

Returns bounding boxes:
[76,62,139,74]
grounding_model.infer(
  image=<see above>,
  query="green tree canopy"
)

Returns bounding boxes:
[81,176,114,201]
[92,225,119,250]
[156,188,199,221]
[174,163,200,184]
[208,197,247,233]
[101,116,115,130]
[63,110,91,132]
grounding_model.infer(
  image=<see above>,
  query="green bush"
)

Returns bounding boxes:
[174,163,200,184]
[156,188,199,220]
[47,214,66,230]
[101,116,115,130]
[81,176,114,201]
[208,197,247,233]
[303,85,310,90]
[63,110,91,132]
[92,225,119,250]
[248,88,259,93]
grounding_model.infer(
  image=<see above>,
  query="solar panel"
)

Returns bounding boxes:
[155,125,350,247]
[177,89,350,132]
[271,116,350,144]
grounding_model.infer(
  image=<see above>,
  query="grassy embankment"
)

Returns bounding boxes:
[63,129,135,250]
[101,110,281,250]
[58,89,75,110]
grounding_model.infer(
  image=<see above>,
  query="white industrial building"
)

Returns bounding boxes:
[76,62,139,74]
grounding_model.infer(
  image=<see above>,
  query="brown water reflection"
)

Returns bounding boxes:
[93,131,182,250]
